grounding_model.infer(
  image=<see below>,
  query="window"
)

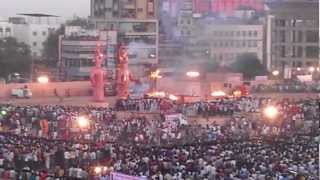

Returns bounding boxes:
[230,41,234,47]
[237,31,240,36]
[33,31,37,36]
[5,28,10,32]
[0,28,2,32]
[305,46,319,58]
[187,19,191,24]
[33,42,37,46]
[137,8,143,12]
[306,30,319,43]
[248,40,252,47]
[242,41,246,47]
[236,41,240,48]
[242,31,246,37]
[253,41,257,47]
[280,46,285,57]
[230,31,234,36]
[253,31,258,37]
[42,31,47,36]
[180,20,184,25]
[187,30,191,35]
[248,31,252,37]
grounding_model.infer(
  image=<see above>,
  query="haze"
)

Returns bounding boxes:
[0,0,90,19]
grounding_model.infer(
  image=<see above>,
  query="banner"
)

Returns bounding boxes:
[111,172,147,180]
[164,113,188,131]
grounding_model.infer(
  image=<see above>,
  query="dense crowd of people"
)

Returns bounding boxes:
[0,96,318,179]
[116,97,319,119]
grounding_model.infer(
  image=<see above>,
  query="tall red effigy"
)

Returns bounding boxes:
[116,45,130,99]
[90,44,106,102]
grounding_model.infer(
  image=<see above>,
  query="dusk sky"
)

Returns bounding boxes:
[0,0,90,20]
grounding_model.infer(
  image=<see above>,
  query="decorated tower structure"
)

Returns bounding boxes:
[116,45,130,99]
[90,44,106,102]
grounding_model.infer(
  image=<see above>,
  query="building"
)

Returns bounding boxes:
[193,0,264,16]
[192,18,264,66]
[90,0,159,78]
[266,0,319,75]
[60,26,117,88]
[10,15,60,58]
[0,18,13,39]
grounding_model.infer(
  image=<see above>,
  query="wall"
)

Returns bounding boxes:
[0,81,92,98]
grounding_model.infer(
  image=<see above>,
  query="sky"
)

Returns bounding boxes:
[0,0,90,20]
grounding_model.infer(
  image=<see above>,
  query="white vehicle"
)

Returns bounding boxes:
[11,88,32,98]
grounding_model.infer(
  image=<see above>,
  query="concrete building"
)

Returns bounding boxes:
[60,26,117,82]
[90,0,159,78]
[195,20,264,65]
[0,16,60,58]
[265,0,319,75]
[188,18,264,66]
[0,18,13,39]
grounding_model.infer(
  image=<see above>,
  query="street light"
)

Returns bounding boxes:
[77,116,89,129]
[186,71,200,78]
[297,67,301,71]
[272,70,279,76]
[94,166,102,175]
[37,76,49,84]
[308,67,315,73]
[263,106,279,120]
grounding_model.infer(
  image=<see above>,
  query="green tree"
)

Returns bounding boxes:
[0,37,32,78]
[230,53,267,79]
[42,25,65,67]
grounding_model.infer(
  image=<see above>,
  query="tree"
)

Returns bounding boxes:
[42,25,65,67]
[230,53,267,79]
[0,37,32,78]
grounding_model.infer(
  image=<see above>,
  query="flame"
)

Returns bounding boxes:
[211,91,226,97]
[169,94,179,101]
[150,69,162,79]
[148,91,166,98]
[186,71,200,78]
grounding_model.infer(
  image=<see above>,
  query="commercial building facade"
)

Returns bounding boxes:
[266,0,319,75]
[90,0,159,78]
[192,19,264,66]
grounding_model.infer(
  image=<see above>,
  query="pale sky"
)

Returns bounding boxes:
[0,0,90,20]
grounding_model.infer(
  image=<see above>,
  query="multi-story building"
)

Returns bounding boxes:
[90,0,159,78]
[191,18,264,66]
[9,16,60,58]
[60,26,117,86]
[0,16,60,58]
[265,0,319,74]
[0,18,13,39]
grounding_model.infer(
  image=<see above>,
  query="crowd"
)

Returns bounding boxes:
[0,96,318,179]
[116,97,319,120]
[251,82,320,93]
